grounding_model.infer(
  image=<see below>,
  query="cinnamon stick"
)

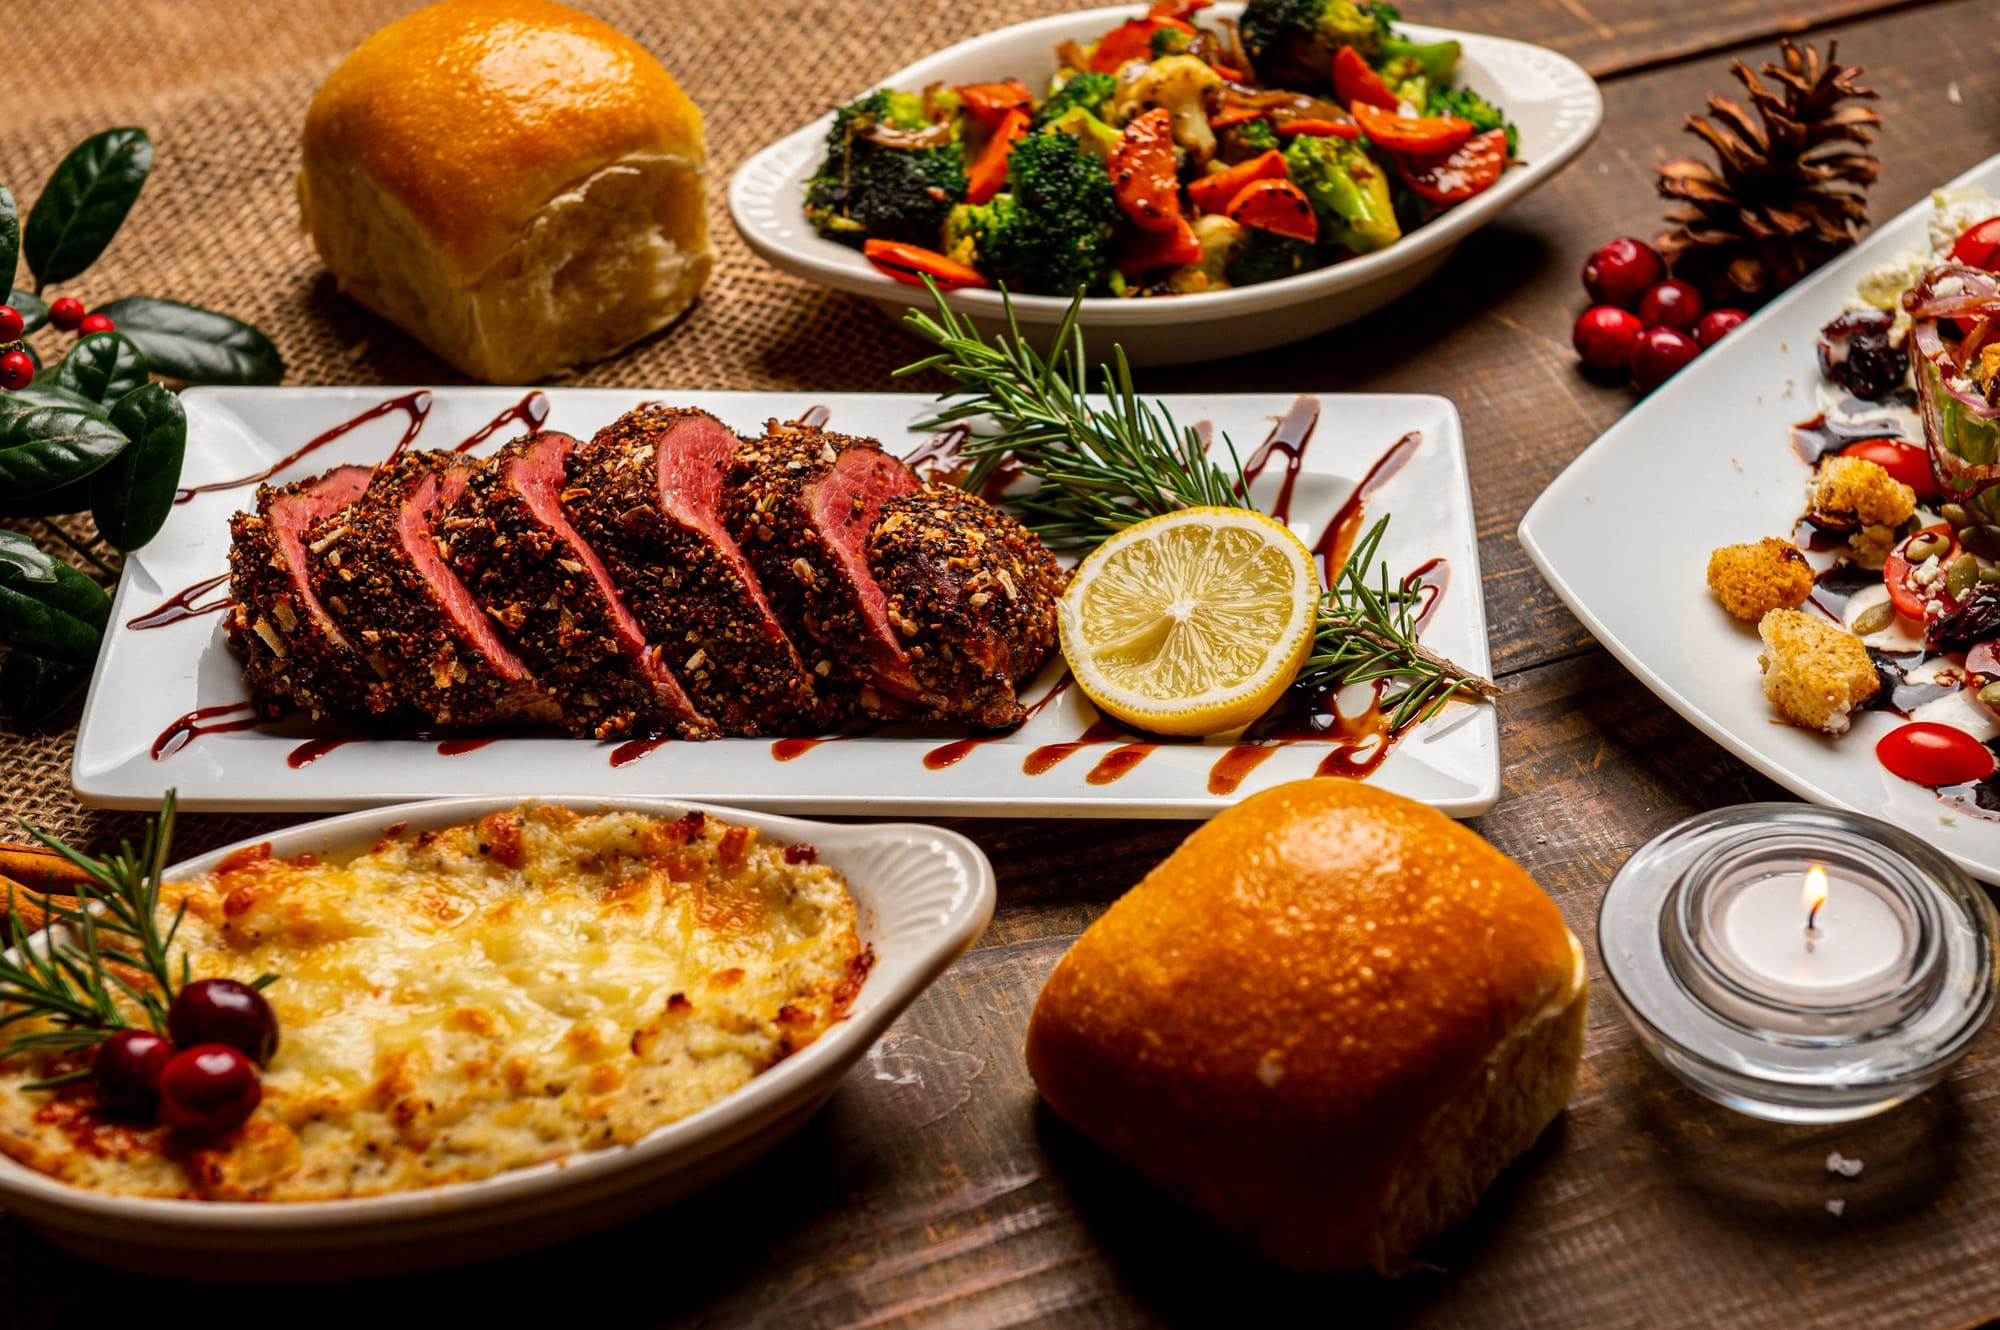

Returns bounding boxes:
[0,844,94,898]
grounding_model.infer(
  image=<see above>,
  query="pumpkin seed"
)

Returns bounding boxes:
[1961,525,2000,560]
[1949,554,1980,600]
[1852,601,1896,636]
[1982,565,2000,585]
[1906,531,1951,563]
[1942,503,1973,529]
[1981,681,2000,708]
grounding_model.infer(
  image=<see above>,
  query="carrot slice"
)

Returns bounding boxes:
[1146,0,1211,18]
[959,80,1033,125]
[966,107,1030,206]
[1109,108,1184,233]
[1332,46,1399,111]
[1348,101,1473,154]
[1225,178,1318,244]
[1119,216,1205,276]
[863,239,991,290]
[1187,149,1287,214]
[1209,105,1267,129]
[1275,118,1360,139]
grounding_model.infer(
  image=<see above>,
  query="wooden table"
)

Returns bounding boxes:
[5,0,1999,1325]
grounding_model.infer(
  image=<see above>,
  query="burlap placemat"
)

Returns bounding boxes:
[0,0,1084,856]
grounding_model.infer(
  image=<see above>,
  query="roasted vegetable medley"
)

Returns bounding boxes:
[804,0,1518,297]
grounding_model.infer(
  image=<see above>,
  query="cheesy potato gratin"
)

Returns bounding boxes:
[0,805,868,1200]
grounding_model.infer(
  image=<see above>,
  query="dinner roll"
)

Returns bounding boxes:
[298,0,715,383]
[1026,779,1586,1274]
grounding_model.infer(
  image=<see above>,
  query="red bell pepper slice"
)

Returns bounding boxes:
[1332,46,1399,110]
[1146,0,1212,18]
[863,239,991,290]
[1119,216,1205,276]
[1187,149,1287,214]
[1276,117,1361,139]
[1209,105,1267,129]
[1349,100,1473,154]
[1225,178,1318,244]
[958,80,1033,125]
[1090,16,1195,73]
[1393,127,1508,205]
[966,107,1030,206]
[1110,108,1184,233]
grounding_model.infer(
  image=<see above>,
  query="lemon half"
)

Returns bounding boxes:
[1058,506,1320,737]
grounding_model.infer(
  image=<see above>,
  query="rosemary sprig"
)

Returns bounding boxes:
[894,280,1498,730]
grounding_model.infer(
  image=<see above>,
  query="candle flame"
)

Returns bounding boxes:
[1803,864,1830,930]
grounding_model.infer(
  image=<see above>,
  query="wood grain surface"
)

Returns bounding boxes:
[2,0,1997,1327]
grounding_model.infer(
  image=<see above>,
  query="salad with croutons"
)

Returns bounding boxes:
[803,0,1518,297]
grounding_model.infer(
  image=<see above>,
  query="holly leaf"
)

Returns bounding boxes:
[0,185,18,297]
[0,386,129,496]
[22,128,153,289]
[8,290,48,336]
[0,561,110,666]
[92,383,185,552]
[92,297,282,385]
[0,650,89,731]
[0,530,56,583]
[56,331,149,404]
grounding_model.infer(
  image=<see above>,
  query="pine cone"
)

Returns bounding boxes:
[1656,39,1881,306]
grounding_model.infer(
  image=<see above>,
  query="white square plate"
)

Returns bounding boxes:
[1520,153,2000,881]
[74,387,1497,816]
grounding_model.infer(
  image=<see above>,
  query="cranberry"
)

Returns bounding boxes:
[47,297,85,332]
[157,1044,261,1139]
[168,978,279,1066]
[1694,307,1748,347]
[92,1030,176,1117]
[1635,279,1703,332]
[1836,329,1907,401]
[1630,327,1701,392]
[0,305,22,342]
[78,312,115,336]
[1572,305,1644,372]
[0,350,30,392]
[1582,237,1664,309]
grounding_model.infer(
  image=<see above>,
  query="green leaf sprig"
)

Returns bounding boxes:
[0,128,283,731]
[895,280,1498,733]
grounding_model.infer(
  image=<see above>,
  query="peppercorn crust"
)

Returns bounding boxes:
[1756,608,1881,734]
[1706,537,1816,622]
[0,805,867,1201]
[1025,779,1586,1274]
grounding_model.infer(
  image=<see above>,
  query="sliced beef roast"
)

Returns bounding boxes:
[563,407,830,734]
[441,431,715,741]
[305,452,560,728]
[724,422,922,719]
[226,464,404,721]
[867,483,1069,729]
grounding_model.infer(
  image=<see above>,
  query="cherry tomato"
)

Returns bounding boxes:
[1393,128,1509,206]
[1877,722,1997,787]
[1949,216,2000,271]
[966,107,1029,206]
[1110,109,1184,232]
[1839,437,1940,502]
[1348,101,1473,154]
[1332,46,1399,111]
[862,239,991,290]
[1882,525,1962,624]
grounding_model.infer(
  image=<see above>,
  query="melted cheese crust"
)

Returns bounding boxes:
[0,806,865,1201]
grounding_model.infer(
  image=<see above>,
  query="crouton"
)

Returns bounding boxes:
[1807,455,1917,530]
[1756,609,1881,735]
[1707,538,1815,621]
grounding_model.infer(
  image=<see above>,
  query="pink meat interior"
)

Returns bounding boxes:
[399,465,531,680]
[814,446,919,681]
[657,414,780,616]
[270,464,373,642]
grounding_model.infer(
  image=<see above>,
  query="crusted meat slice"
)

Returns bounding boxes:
[868,484,1069,729]
[441,431,715,741]
[564,407,829,734]
[724,421,923,718]
[306,453,560,728]
[225,465,404,721]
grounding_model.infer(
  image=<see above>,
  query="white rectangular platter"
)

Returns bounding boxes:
[74,387,1497,817]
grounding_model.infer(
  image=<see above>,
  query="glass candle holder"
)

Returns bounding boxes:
[1600,803,1999,1123]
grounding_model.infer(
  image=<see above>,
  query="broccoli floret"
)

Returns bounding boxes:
[1218,116,1282,162]
[1033,71,1117,128]
[1379,33,1460,85]
[1151,24,1195,58]
[1238,0,1399,91]
[1042,107,1123,163]
[1282,134,1400,254]
[803,89,966,247]
[1225,230,1315,286]
[1426,85,1519,156]
[976,132,1121,296]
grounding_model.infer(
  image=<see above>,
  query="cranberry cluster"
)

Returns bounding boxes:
[0,297,118,391]
[93,979,278,1140]
[1571,238,1747,392]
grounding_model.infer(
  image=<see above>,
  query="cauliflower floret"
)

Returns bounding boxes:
[1757,609,1880,735]
[1707,538,1815,622]
[1166,215,1246,294]
[1110,55,1223,164]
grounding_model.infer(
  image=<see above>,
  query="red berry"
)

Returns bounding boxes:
[1636,279,1704,332]
[0,350,32,392]
[1630,327,1701,391]
[157,1043,261,1139]
[1694,307,1748,348]
[168,978,279,1066]
[48,297,86,332]
[0,305,22,342]
[93,1030,177,1117]
[1573,305,1645,372]
[78,312,115,336]
[1582,237,1665,309]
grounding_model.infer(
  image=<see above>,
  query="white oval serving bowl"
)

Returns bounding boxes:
[0,795,995,1282]
[728,3,1602,366]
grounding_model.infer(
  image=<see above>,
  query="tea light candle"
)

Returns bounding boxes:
[1708,863,1908,1002]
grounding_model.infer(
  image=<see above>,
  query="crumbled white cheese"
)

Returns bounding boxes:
[1826,1198,1847,1217]
[1826,1151,1865,1177]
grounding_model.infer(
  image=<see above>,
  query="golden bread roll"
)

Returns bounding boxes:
[298,0,715,383]
[1026,779,1586,1274]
